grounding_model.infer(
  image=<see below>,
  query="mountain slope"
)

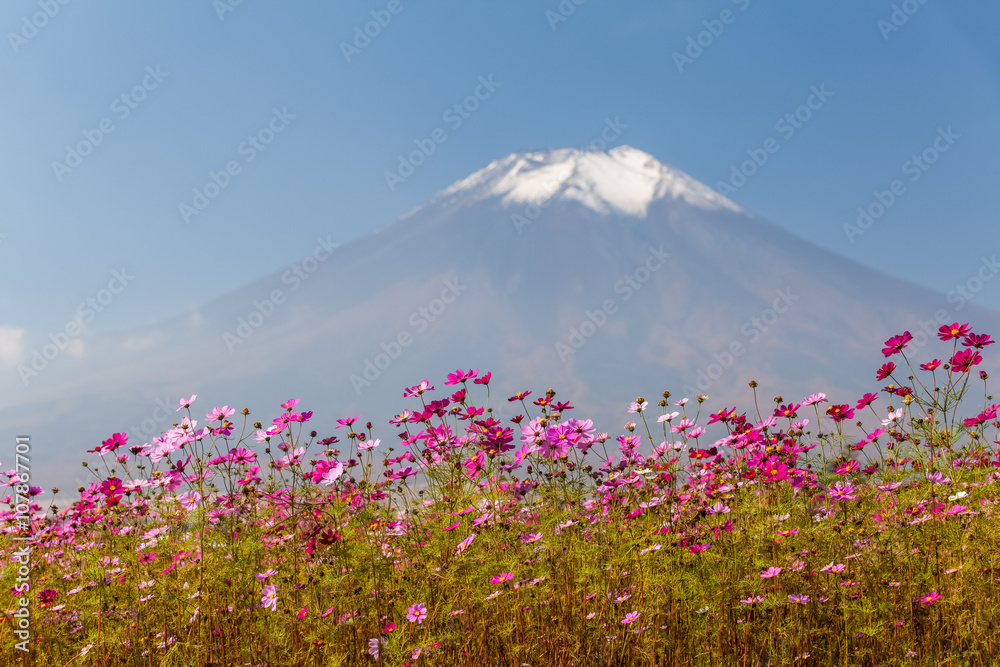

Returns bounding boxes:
[3,146,997,493]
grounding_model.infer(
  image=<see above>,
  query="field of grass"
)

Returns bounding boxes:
[2,323,1000,666]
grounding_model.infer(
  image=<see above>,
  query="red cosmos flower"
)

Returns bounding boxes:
[919,359,941,371]
[37,588,57,607]
[938,322,971,341]
[882,332,913,357]
[951,349,983,373]
[689,447,717,461]
[963,333,994,349]
[508,391,532,402]
[473,371,492,385]
[826,404,855,422]
[876,362,896,381]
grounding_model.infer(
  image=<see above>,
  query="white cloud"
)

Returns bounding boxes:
[0,325,26,367]
[123,331,164,352]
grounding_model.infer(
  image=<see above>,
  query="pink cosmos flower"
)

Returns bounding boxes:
[177,395,197,411]
[802,393,827,406]
[759,567,782,579]
[206,406,235,422]
[827,482,857,502]
[445,368,479,385]
[920,359,941,371]
[403,381,434,397]
[491,572,514,584]
[522,533,542,543]
[176,491,202,511]
[335,415,360,429]
[228,447,256,464]
[261,583,277,612]
[357,438,380,451]
[455,533,476,555]
[406,602,427,624]
[788,594,809,604]
[621,611,640,624]
[319,461,344,487]
[671,418,696,434]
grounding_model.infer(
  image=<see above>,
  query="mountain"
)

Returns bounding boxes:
[4,146,998,493]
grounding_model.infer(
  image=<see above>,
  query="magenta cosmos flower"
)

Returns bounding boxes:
[406,602,428,624]
[539,424,574,459]
[881,332,913,357]
[759,567,782,579]
[938,322,971,341]
[917,591,942,606]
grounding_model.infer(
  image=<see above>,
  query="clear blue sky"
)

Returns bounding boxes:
[1,0,998,346]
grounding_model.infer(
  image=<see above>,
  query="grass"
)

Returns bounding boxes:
[2,325,1000,666]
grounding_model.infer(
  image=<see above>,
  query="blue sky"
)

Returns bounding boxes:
[1,0,998,348]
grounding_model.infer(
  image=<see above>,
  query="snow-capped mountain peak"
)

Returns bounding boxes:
[432,145,744,218]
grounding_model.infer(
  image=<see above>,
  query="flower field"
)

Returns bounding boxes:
[3,323,1000,666]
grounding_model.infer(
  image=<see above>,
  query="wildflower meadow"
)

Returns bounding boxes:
[3,323,1000,665]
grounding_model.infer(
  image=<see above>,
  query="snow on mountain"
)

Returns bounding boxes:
[3,145,999,494]
[428,146,745,218]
